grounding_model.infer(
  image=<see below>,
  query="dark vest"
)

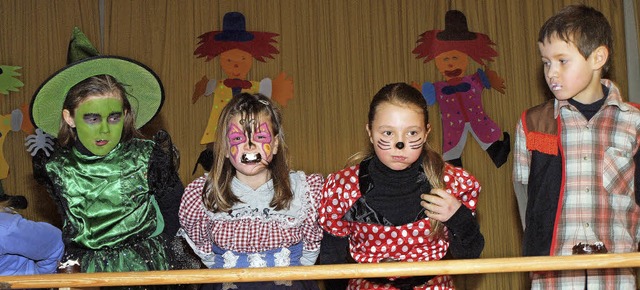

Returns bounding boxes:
[521,100,563,256]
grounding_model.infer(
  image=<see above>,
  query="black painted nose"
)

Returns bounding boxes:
[395,142,405,149]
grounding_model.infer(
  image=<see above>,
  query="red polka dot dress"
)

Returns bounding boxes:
[319,161,481,290]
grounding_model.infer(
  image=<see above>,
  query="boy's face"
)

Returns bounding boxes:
[63,95,124,156]
[538,34,605,103]
[220,49,253,80]
[367,102,429,171]
[225,114,278,181]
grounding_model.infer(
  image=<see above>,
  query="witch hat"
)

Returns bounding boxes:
[31,27,164,138]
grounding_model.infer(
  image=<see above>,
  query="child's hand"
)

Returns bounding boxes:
[484,66,506,94]
[420,188,462,222]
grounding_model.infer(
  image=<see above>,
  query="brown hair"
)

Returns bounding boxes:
[203,93,292,212]
[57,74,140,148]
[538,4,613,74]
[348,82,445,236]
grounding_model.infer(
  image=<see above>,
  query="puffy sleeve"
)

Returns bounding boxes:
[513,118,530,228]
[299,173,324,266]
[178,176,215,267]
[443,165,480,212]
[318,167,359,237]
[442,165,484,259]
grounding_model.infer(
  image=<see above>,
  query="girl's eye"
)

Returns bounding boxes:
[253,132,272,143]
[408,131,418,136]
[108,113,122,124]
[382,131,392,137]
[83,114,100,124]
[228,133,247,145]
[560,59,568,64]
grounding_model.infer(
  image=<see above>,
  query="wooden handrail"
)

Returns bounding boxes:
[2,253,640,289]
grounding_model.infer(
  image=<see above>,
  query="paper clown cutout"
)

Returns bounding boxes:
[413,10,510,168]
[0,104,39,209]
[193,11,293,145]
[0,65,24,95]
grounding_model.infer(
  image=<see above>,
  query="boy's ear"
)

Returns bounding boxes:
[62,109,75,128]
[591,45,609,70]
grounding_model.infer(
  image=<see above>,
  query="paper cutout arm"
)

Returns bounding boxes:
[271,72,294,107]
[421,82,437,105]
[0,65,24,95]
[483,67,506,94]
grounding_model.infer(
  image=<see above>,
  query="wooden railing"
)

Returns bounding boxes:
[2,253,640,289]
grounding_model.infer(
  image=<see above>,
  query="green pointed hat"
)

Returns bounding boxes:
[31,27,164,137]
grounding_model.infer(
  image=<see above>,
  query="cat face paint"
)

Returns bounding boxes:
[366,102,429,170]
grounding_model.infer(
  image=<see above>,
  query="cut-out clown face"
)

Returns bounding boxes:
[434,50,470,81]
[63,96,124,156]
[226,114,278,179]
[220,49,254,80]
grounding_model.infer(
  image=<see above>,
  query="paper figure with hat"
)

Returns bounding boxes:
[0,104,37,210]
[0,65,44,209]
[412,9,510,168]
[192,11,293,146]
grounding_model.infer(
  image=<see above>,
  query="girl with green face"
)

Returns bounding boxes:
[62,95,125,156]
[31,43,195,280]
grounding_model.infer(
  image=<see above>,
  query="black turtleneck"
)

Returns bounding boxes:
[568,84,608,121]
[366,156,430,226]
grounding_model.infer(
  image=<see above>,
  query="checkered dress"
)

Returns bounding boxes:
[179,171,323,268]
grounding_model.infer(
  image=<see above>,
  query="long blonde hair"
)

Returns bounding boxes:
[349,83,445,236]
[203,93,292,212]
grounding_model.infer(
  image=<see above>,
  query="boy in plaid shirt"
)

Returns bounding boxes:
[513,4,640,289]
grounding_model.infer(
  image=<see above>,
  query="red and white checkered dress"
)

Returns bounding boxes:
[179,171,324,267]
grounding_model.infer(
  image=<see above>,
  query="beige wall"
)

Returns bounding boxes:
[0,1,634,289]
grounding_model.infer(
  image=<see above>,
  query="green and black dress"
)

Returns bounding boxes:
[33,133,185,274]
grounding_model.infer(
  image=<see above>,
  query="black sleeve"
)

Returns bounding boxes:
[148,130,184,237]
[443,205,485,259]
[317,231,350,290]
[318,231,351,265]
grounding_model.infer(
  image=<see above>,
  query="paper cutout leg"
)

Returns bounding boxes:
[485,132,511,168]
[0,182,27,209]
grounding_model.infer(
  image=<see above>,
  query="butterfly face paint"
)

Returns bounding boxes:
[226,115,278,177]
[227,123,246,161]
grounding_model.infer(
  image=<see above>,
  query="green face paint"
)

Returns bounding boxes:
[73,97,124,155]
